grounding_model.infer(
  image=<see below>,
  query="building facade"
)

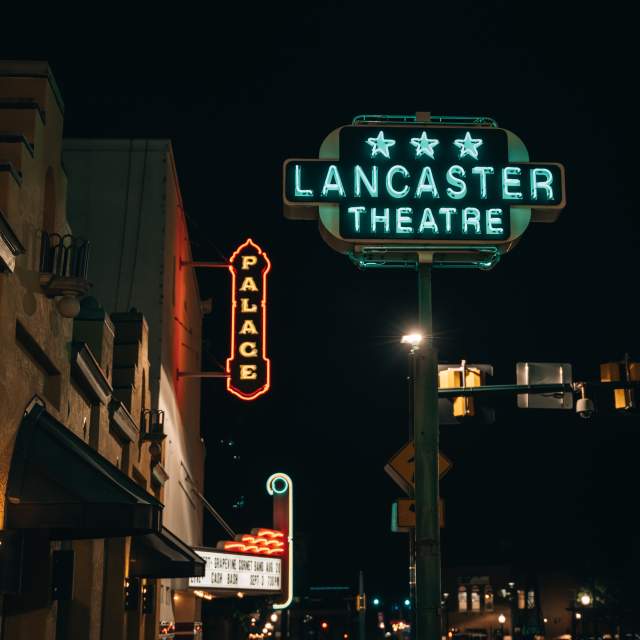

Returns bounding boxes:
[62,137,207,635]
[0,61,204,640]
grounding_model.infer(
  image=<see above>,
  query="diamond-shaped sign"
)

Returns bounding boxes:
[384,441,452,495]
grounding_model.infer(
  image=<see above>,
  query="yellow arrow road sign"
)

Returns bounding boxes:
[392,497,445,531]
[384,441,452,495]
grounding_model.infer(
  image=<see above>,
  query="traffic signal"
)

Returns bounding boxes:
[601,356,639,410]
[356,593,366,611]
[438,362,493,422]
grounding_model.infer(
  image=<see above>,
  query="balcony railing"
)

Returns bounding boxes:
[39,232,90,279]
[39,232,91,317]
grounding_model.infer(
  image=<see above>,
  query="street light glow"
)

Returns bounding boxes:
[575,613,582,620]
[401,333,424,349]
[404,598,411,607]
[498,614,506,624]
[580,594,592,606]
[372,597,381,606]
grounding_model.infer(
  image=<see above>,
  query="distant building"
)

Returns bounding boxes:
[0,61,204,640]
[63,138,207,635]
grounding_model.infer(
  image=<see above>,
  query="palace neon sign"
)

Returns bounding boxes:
[226,239,271,400]
[283,124,565,251]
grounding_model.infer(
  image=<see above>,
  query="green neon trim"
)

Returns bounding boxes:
[321,165,346,198]
[347,206,366,232]
[354,165,378,197]
[418,208,439,234]
[471,166,494,199]
[396,207,413,234]
[410,132,440,159]
[415,166,439,199]
[266,473,294,610]
[502,167,522,200]
[445,165,467,199]
[386,165,410,199]
[438,207,457,233]
[453,131,483,160]
[486,208,504,235]
[371,207,390,233]
[530,168,554,200]
[366,131,396,159]
[294,165,314,197]
[462,207,481,233]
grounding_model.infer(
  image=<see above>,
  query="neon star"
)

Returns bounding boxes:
[410,132,440,159]
[454,131,483,160]
[366,131,396,159]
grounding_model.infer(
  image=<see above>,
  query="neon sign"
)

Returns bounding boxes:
[217,528,286,556]
[226,239,271,400]
[267,473,293,610]
[283,124,565,253]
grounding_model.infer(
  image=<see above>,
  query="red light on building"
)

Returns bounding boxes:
[226,238,271,401]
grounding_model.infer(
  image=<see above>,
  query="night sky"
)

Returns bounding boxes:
[4,2,639,600]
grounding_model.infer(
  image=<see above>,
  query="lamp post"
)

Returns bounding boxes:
[498,614,506,639]
[401,331,423,635]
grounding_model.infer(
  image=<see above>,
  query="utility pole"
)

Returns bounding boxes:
[358,571,366,640]
[414,264,441,640]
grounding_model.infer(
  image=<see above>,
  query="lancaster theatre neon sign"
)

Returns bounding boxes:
[226,239,271,400]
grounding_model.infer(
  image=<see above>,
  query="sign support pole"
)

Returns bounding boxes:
[414,263,441,640]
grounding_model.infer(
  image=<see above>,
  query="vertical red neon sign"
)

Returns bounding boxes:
[226,238,271,400]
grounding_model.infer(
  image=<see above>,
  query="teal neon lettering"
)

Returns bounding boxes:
[438,208,457,233]
[415,167,439,199]
[371,207,390,233]
[530,168,554,200]
[418,208,439,234]
[471,166,494,199]
[396,207,413,234]
[486,208,504,235]
[321,165,346,198]
[294,165,314,197]
[386,165,410,199]
[462,207,481,234]
[354,165,379,198]
[502,167,523,200]
[446,165,467,200]
[347,206,366,232]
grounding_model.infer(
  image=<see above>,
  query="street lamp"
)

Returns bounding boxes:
[579,593,592,606]
[401,333,424,354]
[498,614,506,638]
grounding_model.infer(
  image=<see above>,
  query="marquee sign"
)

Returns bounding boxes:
[189,549,282,593]
[283,122,565,260]
[226,239,271,400]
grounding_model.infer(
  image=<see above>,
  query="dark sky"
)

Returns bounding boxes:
[4,2,639,599]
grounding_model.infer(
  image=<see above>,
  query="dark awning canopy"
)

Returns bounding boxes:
[5,403,162,539]
[129,527,205,578]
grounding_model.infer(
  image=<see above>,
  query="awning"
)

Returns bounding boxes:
[5,403,163,539]
[129,527,205,578]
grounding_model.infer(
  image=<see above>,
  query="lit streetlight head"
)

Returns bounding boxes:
[580,594,592,606]
[498,614,506,625]
[575,612,582,620]
[401,333,424,349]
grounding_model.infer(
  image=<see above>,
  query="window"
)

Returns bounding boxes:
[484,586,494,611]
[517,590,526,609]
[458,586,467,612]
[471,586,480,611]
[527,590,535,609]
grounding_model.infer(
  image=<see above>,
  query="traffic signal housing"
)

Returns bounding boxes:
[438,362,494,423]
[601,356,639,411]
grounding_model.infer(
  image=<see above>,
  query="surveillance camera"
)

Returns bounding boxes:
[576,397,595,419]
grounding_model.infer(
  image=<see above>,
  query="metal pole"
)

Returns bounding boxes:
[414,263,441,640]
[358,571,366,640]
[407,350,417,633]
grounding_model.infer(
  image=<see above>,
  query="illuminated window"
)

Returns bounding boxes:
[527,590,535,609]
[458,586,467,612]
[471,586,480,611]
[484,586,494,612]
[517,590,525,610]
